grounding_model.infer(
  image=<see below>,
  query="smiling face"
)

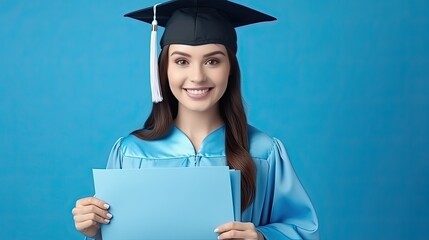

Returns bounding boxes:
[167,44,230,115]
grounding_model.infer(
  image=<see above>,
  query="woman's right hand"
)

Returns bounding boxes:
[72,197,112,238]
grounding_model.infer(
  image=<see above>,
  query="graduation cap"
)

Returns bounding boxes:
[125,0,276,103]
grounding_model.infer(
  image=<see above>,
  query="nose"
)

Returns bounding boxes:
[190,64,206,83]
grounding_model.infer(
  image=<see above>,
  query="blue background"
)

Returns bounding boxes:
[1,0,428,239]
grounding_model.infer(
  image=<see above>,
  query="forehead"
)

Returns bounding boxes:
[168,44,228,56]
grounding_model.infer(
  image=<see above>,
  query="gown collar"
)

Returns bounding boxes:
[170,124,226,156]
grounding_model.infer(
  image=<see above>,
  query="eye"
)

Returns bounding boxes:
[175,59,189,65]
[205,58,219,65]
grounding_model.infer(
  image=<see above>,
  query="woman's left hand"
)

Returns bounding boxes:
[214,222,264,240]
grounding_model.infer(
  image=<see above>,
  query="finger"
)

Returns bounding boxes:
[72,205,112,221]
[215,222,255,233]
[217,229,258,240]
[74,212,111,225]
[217,229,240,239]
[76,197,110,209]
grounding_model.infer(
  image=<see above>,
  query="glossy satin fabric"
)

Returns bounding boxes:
[106,125,319,239]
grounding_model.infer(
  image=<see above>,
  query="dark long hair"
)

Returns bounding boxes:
[132,45,256,211]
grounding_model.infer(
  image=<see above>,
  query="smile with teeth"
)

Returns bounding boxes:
[185,88,211,95]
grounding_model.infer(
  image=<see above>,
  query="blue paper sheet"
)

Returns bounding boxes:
[93,167,239,240]
[229,170,241,221]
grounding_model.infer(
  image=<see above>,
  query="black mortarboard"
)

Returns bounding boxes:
[124,0,276,103]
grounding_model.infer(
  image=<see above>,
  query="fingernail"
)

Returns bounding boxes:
[104,219,110,223]
[104,204,110,209]
[214,228,219,233]
[107,213,113,219]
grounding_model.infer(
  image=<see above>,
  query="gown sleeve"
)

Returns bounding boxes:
[256,138,319,240]
[105,137,124,169]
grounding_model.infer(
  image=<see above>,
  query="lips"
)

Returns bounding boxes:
[184,88,212,98]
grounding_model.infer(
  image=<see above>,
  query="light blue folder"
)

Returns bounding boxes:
[93,167,240,240]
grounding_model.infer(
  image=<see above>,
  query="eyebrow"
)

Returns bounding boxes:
[170,50,226,58]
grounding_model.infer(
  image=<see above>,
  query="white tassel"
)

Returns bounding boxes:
[150,4,163,103]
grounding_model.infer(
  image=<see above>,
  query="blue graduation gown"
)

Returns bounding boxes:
[106,125,319,239]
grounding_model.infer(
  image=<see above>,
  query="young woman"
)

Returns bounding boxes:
[72,1,319,239]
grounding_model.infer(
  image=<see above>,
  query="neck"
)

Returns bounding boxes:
[174,106,223,151]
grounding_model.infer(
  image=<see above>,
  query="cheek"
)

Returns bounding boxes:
[167,79,181,101]
[168,78,180,96]
[218,68,230,90]
[167,67,173,84]
[213,74,229,100]
[167,69,185,101]
[167,68,180,88]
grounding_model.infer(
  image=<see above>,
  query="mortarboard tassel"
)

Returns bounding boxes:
[150,4,163,103]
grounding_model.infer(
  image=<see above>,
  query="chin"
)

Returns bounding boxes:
[181,102,217,114]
